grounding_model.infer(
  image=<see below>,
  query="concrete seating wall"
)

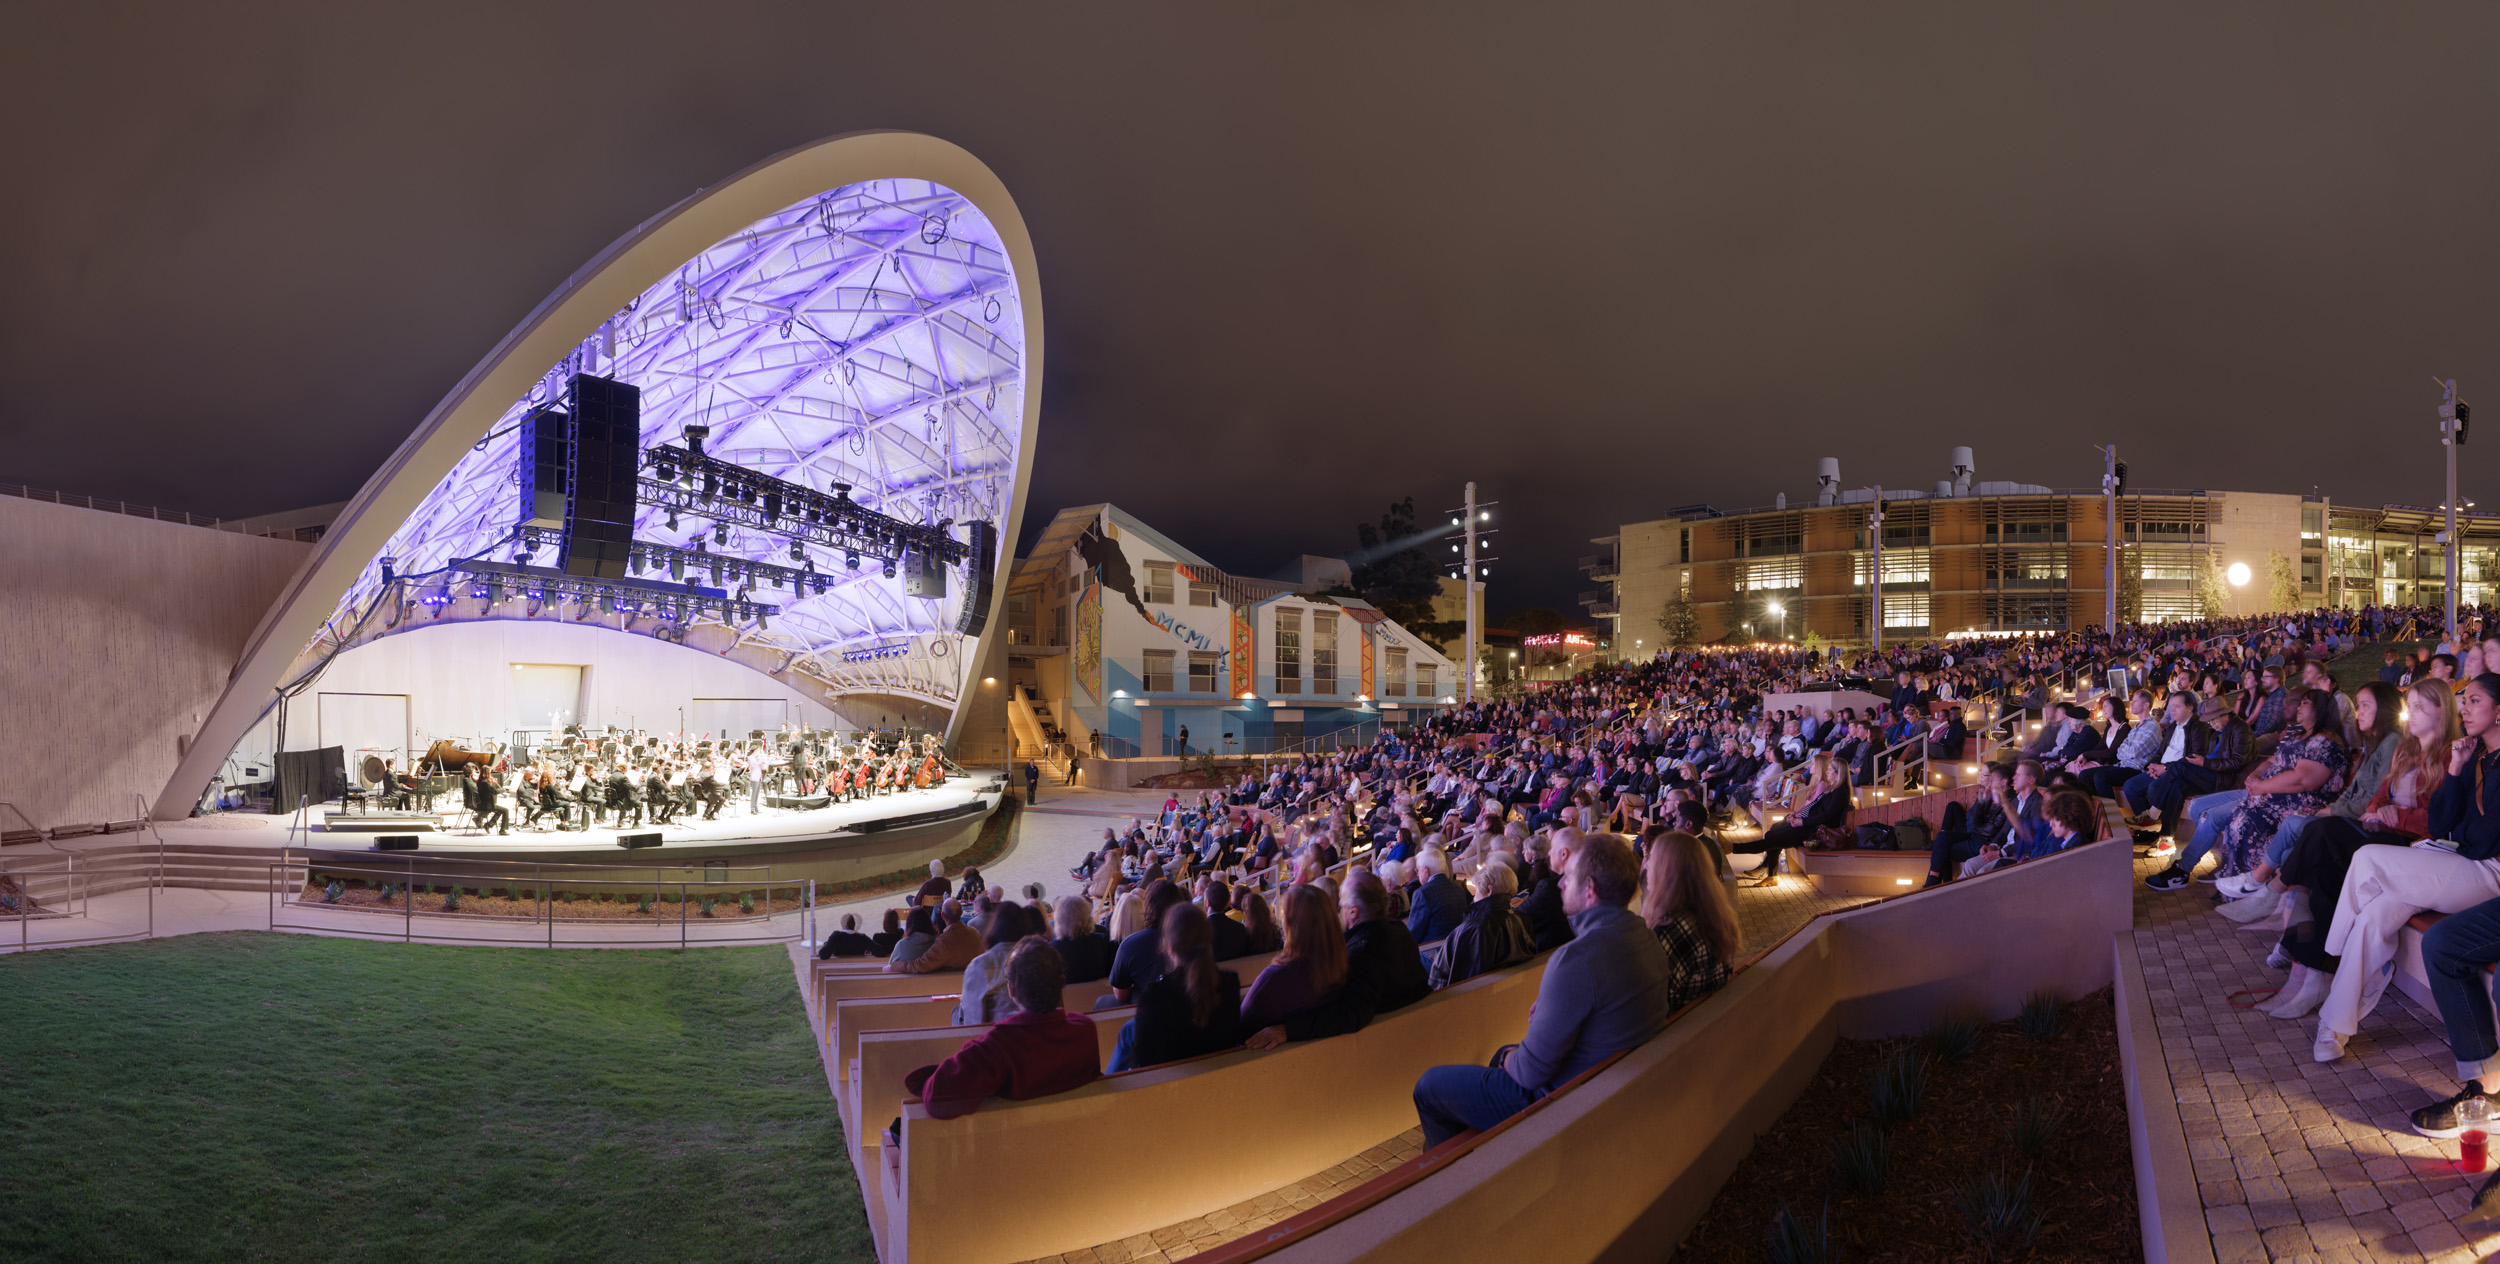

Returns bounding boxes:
[887,955,1551,1264]
[1260,837,2135,1264]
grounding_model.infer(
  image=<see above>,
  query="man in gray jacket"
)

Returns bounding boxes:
[1410,832,1676,1148]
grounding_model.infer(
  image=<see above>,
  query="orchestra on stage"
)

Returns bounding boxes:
[362,725,961,835]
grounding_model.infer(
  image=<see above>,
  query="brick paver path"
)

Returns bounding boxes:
[2137,851,2500,1262]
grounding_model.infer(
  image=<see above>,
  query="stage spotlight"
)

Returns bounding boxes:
[811,575,828,595]
[882,561,897,579]
[668,555,684,582]
[666,510,679,532]
[789,539,804,562]
[714,524,730,546]
[846,553,860,570]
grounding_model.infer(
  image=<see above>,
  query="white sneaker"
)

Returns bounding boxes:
[2147,838,2178,859]
[2314,1026,2349,1063]
[2215,873,2264,899]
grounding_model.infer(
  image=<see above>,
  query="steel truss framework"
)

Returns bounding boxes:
[331,178,1025,704]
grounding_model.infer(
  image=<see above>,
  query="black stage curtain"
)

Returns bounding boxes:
[273,747,348,814]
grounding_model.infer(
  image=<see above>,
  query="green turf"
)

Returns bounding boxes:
[0,933,871,1263]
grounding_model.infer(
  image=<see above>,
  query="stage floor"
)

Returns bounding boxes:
[294,774,1007,858]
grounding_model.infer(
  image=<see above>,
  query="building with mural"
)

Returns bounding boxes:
[974,505,1462,761]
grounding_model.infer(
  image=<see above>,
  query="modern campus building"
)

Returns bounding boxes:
[967,504,1462,765]
[1579,447,2336,651]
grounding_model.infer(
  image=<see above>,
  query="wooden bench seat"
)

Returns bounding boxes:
[885,954,1551,1264]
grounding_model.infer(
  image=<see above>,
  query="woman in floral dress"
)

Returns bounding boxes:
[2214,689,2351,881]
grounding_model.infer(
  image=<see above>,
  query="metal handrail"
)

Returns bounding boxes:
[271,851,810,950]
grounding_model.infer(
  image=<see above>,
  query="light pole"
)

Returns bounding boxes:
[2440,378,2470,641]
[1867,486,1885,651]
[1452,485,1495,703]
[1769,601,1786,642]
[2096,444,2123,633]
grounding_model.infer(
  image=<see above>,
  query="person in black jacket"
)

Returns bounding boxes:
[1202,881,1249,961]
[1429,858,1534,989]
[1051,895,1116,984]
[1245,869,1430,1048]
[1514,829,1579,954]
[817,913,876,958]
[1108,903,1244,1071]
[1405,850,1470,946]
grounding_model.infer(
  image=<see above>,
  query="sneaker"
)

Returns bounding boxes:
[2468,1170,2500,1226]
[2215,873,2264,899]
[2194,867,2224,885]
[2144,866,2190,892]
[2410,1083,2500,1139]
[2146,838,2178,859]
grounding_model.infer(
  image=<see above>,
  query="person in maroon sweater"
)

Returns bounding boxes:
[904,938,1101,1120]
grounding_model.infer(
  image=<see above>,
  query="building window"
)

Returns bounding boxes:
[1417,663,1438,699]
[1678,528,1692,564]
[1386,648,1408,697]
[1142,650,1175,693]
[1188,651,1219,693]
[1312,611,1338,694]
[1188,575,1217,607]
[1274,607,1302,694]
[1143,561,1175,604]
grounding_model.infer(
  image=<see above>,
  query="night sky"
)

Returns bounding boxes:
[9,2,2500,615]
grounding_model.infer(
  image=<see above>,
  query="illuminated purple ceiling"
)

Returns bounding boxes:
[326,177,1026,703]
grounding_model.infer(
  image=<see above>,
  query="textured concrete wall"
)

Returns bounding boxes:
[0,497,310,828]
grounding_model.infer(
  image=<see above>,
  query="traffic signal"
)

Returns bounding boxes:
[2461,401,2473,445]
[2113,460,2128,493]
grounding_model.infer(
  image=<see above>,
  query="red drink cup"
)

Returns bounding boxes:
[2464,1129,2488,1173]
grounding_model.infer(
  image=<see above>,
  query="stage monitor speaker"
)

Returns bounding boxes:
[375,835,420,852]
[617,832,663,850]
[903,546,948,599]
[953,519,997,637]
[558,372,642,580]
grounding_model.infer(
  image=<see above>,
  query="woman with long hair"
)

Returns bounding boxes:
[1108,902,1243,1071]
[1106,889,1149,944]
[1731,749,1849,888]
[2313,673,2500,1063]
[1238,884,1349,1033]
[1638,828,1737,1012]
[2208,689,2352,885]
[1237,888,1281,954]
[2264,678,2460,1017]
[2220,680,2403,924]
[1051,893,1114,985]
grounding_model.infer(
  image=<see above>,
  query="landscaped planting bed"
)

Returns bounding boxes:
[1675,989,2137,1263]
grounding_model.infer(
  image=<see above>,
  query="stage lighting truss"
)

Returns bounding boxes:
[444,557,780,625]
[839,641,913,663]
[641,434,969,570]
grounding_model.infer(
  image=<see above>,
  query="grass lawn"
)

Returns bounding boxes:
[2328,639,2430,695]
[0,933,871,1263]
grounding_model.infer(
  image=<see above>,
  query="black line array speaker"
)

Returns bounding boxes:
[559,372,642,580]
[617,832,663,850]
[374,835,420,852]
[954,519,997,637]
[522,406,571,528]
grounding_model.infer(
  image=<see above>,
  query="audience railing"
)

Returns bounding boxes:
[268,850,809,949]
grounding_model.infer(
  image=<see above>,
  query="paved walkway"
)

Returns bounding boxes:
[2136,851,2500,1263]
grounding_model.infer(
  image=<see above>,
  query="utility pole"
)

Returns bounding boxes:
[2097,444,2123,634]
[2441,378,2469,641]
[1868,486,1885,652]
[1463,481,1479,704]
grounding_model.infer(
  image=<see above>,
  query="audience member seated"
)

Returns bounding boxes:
[1238,888,1283,954]
[2396,889,2500,1215]
[1514,829,1580,953]
[1429,852,1533,989]
[817,912,876,959]
[1409,832,1676,1147]
[1925,761,2033,888]
[1051,895,1115,984]
[1239,884,1349,1033]
[1200,880,1250,960]
[2312,672,2500,1064]
[2121,693,2249,842]
[1406,847,1470,944]
[955,901,1047,1025]
[884,906,938,969]
[1958,788,2093,879]
[1639,828,1738,1010]
[1731,751,1848,888]
[2219,680,2403,929]
[1106,903,1245,1072]
[2198,689,2353,896]
[2264,681,2455,1015]
[888,900,982,975]
[903,939,1101,1121]
[1107,880,1189,1003]
[1245,870,1430,1048]
[915,859,952,907]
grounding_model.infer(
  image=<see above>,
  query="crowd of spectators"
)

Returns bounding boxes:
[845,599,2500,1195]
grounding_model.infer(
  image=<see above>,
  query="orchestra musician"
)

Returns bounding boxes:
[605,760,640,828]
[463,763,510,835]
[643,763,674,825]
[745,743,772,815]
[563,763,596,830]
[696,754,727,820]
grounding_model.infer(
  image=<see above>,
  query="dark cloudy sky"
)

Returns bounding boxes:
[8,2,2500,615]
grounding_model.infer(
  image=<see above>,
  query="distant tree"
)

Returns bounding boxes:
[1656,595,1700,651]
[1352,497,1465,644]
[1504,607,1571,637]
[2117,545,2144,623]
[2197,553,2231,619]
[2267,549,2300,614]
